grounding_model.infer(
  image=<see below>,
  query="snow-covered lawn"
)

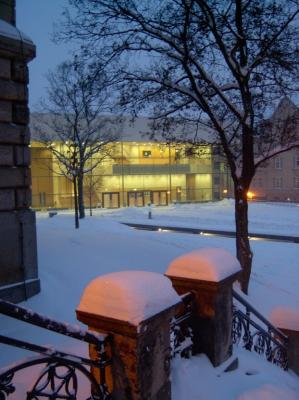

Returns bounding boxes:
[91,198,299,236]
[0,200,299,399]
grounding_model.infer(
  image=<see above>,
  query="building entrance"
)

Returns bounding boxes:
[127,190,169,207]
[127,191,148,207]
[152,190,168,206]
[102,192,120,208]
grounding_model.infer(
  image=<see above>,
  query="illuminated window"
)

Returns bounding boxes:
[143,150,152,157]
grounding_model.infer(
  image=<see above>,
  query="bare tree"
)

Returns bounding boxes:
[34,60,121,228]
[62,0,299,290]
[83,171,104,216]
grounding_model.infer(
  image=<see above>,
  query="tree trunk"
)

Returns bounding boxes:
[234,183,253,294]
[73,176,79,229]
[77,173,85,219]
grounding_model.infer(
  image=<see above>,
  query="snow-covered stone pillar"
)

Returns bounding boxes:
[76,271,181,400]
[270,307,299,376]
[165,248,241,367]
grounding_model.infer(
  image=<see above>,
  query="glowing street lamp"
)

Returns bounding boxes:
[247,191,254,200]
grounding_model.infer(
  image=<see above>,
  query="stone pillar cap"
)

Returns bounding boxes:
[166,248,241,283]
[0,19,33,45]
[269,306,299,331]
[77,271,181,326]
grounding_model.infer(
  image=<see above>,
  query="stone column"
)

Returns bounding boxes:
[165,248,241,367]
[76,271,181,400]
[0,3,40,302]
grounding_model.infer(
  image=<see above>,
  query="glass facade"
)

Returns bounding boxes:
[30,141,229,209]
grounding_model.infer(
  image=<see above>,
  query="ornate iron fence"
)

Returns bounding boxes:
[232,290,288,369]
[0,299,112,399]
[170,292,194,359]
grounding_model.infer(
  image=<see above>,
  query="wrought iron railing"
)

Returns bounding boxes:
[232,290,288,369]
[0,299,112,399]
[170,292,194,359]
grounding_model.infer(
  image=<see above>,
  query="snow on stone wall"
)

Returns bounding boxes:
[0,19,33,43]
[166,248,241,282]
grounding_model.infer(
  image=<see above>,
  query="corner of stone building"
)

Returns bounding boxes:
[0,0,40,302]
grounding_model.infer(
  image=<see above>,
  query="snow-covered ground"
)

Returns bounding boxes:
[91,198,299,236]
[0,200,299,399]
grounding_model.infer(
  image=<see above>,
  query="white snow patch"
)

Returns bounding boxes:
[269,307,299,331]
[166,248,241,282]
[77,270,181,325]
[172,348,299,400]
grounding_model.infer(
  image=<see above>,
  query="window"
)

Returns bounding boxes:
[213,176,220,185]
[294,155,299,169]
[213,161,220,170]
[273,177,282,189]
[143,150,152,158]
[274,157,282,169]
[213,191,220,200]
[294,176,299,189]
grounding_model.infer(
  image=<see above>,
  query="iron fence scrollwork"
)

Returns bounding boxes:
[170,292,194,359]
[0,299,112,399]
[232,290,288,370]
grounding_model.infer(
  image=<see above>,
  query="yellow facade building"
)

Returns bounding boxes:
[30,116,229,209]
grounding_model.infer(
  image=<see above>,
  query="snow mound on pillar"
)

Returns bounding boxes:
[236,384,298,400]
[77,271,180,325]
[166,248,241,282]
[269,307,299,331]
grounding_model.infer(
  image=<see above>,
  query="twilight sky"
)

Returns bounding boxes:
[15,1,297,112]
[16,0,72,110]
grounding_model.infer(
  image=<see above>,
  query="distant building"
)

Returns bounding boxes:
[250,98,299,203]
[30,98,298,209]
[30,115,230,209]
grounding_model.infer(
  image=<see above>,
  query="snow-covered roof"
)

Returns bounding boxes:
[166,248,241,282]
[77,270,181,325]
[30,113,215,143]
[0,19,33,45]
[116,116,215,143]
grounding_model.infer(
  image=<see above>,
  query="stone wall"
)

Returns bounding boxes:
[0,0,40,302]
